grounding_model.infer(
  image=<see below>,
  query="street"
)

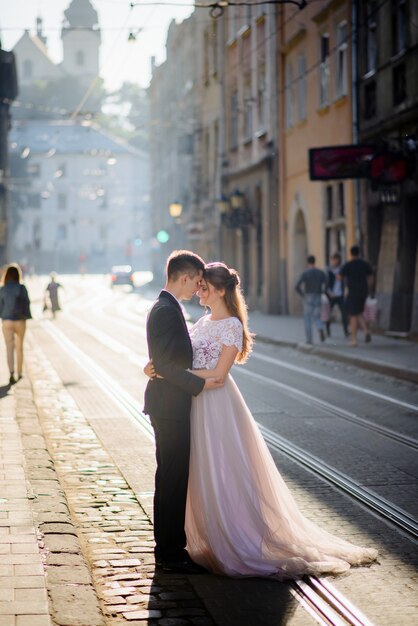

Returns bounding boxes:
[2,274,418,626]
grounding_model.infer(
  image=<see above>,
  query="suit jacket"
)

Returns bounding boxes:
[143,290,205,421]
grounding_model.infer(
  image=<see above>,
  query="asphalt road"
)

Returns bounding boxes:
[26,274,418,625]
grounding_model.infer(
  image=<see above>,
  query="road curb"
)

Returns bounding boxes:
[255,334,418,385]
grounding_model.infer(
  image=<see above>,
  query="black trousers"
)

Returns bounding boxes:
[150,416,190,562]
[327,296,348,335]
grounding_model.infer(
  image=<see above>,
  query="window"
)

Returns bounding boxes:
[76,50,85,66]
[28,193,41,209]
[297,54,307,121]
[393,63,406,105]
[203,30,209,84]
[336,22,348,97]
[319,34,330,107]
[23,60,32,79]
[392,0,406,56]
[338,182,345,217]
[326,185,333,220]
[257,64,267,130]
[365,2,377,74]
[285,62,294,128]
[325,183,346,264]
[27,162,40,177]
[364,80,376,118]
[230,89,239,148]
[57,224,67,240]
[228,6,237,40]
[212,20,219,76]
[243,77,253,140]
[58,193,67,210]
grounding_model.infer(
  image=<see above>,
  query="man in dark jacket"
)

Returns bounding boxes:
[144,250,223,574]
[340,245,373,346]
[295,255,327,344]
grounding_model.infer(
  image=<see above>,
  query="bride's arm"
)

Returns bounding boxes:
[193,345,238,380]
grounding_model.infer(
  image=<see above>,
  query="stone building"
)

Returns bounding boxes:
[12,0,100,89]
[220,5,280,312]
[9,119,149,273]
[278,0,356,314]
[148,15,198,280]
[357,0,418,333]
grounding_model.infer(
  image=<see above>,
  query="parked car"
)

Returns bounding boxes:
[110,265,134,288]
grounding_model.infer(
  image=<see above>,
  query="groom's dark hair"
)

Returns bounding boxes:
[166,250,205,281]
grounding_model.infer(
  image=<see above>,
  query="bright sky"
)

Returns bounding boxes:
[0,0,195,90]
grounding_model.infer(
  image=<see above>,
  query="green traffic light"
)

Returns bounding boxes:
[156,230,170,244]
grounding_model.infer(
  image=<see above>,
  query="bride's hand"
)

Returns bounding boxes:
[143,360,156,379]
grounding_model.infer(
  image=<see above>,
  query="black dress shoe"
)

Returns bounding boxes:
[160,558,207,574]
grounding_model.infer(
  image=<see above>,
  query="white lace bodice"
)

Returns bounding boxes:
[190,315,243,370]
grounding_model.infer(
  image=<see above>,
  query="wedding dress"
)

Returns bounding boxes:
[186,314,378,580]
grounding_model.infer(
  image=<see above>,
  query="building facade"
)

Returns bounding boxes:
[9,120,149,273]
[357,0,418,333]
[278,0,356,315]
[220,5,280,312]
[148,15,198,281]
[13,0,100,89]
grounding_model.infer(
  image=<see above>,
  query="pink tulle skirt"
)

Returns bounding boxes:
[186,375,378,580]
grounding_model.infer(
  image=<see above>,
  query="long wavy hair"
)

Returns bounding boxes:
[203,262,254,364]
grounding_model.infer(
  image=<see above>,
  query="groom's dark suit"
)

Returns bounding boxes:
[144,290,205,563]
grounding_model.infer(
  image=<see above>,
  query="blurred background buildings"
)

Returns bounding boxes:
[2,0,418,334]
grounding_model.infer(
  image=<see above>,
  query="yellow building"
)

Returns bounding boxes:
[278,0,356,314]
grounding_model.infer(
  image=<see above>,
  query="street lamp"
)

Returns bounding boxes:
[169,201,183,218]
[215,194,230,215]
[230,189,244,211]
[217,190,252,229]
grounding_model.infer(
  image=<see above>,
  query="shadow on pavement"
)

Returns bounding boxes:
[150,570,298,626]
[0,384,12,398]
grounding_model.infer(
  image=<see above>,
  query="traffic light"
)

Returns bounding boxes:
[156,230,170,244]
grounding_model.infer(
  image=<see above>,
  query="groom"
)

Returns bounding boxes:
[144,250,223,574]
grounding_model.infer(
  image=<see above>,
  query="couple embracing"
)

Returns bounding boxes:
[144,250,377,579]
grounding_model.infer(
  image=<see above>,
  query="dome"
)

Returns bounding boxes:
[63,0,99,29]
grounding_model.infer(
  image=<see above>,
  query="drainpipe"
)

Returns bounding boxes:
[351,0,362,254]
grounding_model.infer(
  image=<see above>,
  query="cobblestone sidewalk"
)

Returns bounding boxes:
[1,342,214,626]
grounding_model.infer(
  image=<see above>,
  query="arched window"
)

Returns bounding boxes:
[76,50,85,66]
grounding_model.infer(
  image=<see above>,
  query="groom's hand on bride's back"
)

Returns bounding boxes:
[204,377,224,390]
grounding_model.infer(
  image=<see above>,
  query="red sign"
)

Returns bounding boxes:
[370,153,409,184]
[309,145,375,180]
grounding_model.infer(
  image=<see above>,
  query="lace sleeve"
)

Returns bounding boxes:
[221,318,243,352]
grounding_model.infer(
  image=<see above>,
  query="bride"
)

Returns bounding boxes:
[147,262,378,579]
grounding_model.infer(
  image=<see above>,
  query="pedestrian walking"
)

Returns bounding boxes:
[340,245,373,347]
[295,255,327,344]
[0,263,32,385]
[326,252,349,337]
[45,273,62,319]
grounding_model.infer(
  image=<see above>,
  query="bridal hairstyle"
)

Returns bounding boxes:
[166,250,205,281]
[204,262,254,364]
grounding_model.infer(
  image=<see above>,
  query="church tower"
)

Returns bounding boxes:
[61,0,101,82]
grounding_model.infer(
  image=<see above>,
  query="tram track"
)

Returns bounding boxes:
[51,306,418,453]
[39,319,418,543]
[36,320,418,626]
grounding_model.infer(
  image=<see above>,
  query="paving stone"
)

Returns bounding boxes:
[16,616,52,626]
[43,534,79,554]
[46,566,92,585]
[49,585,105,626]
[38,523,77,535]
[123,610,162,620]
